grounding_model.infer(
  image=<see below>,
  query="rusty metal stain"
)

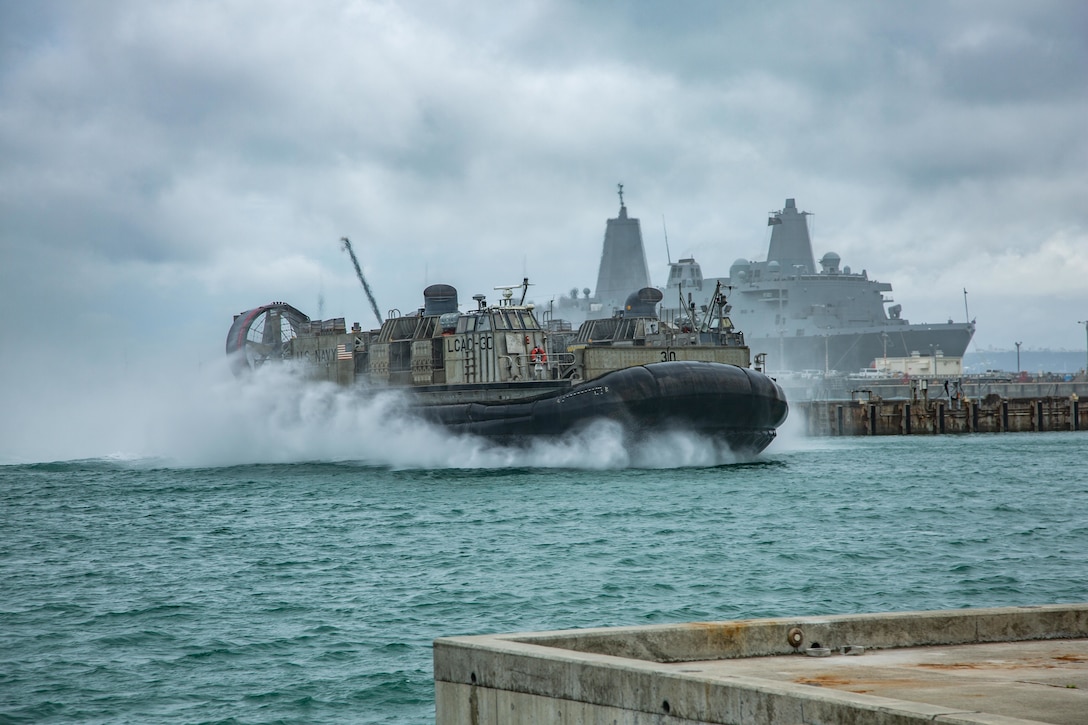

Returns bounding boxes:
[795,675,853,687]
[1053,653,1088,663]
[688,621,751,650]
[916,662,993,670]
[915,655,1088,671]
[794,674,873,694]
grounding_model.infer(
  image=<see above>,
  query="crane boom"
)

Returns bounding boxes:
[340,237,383,326]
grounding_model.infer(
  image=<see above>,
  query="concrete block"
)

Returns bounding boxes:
[436,604,1088,724]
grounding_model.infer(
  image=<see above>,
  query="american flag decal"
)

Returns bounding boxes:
[337,344,352,360]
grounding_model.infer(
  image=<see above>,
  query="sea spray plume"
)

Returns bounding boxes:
[447,419,635,470]
[0,354,247,464]
[770,399,843,453]
[132,360,567,468]
[436,421,745,470]
[625,428,743,468]
[132,361,763,469]
[0,350,769,469]
[144,361,438,467]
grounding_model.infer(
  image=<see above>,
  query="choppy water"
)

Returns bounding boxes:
[2,366,1087,723]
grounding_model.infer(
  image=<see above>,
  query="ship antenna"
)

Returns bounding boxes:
[617,182,624,209]
[340,236,384,326]
[662,214,672,264]
[963,287,970,322]
[698,280,720,331]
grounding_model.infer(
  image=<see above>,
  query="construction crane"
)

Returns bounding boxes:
[340,237,383,326]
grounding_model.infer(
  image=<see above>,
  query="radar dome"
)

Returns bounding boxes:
[819,252,841,275]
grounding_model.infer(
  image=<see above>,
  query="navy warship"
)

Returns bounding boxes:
[662,198,976,373]
[227,280,788,456]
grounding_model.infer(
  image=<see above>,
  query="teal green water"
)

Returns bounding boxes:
[3,429,1087,723]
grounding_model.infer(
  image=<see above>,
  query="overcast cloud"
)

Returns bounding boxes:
[2,0,1086,384]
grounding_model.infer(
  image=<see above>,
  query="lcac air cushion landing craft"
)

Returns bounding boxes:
[227,280,788,457]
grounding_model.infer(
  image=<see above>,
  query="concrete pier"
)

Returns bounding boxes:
[434,603,1088,724]
[797,395,1086,436]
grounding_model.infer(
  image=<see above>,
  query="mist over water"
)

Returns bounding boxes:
[2,359,764,468]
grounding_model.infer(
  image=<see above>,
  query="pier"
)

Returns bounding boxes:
[434,604,1088,724]
[798,394,1086,436]
[784,378,1088,436]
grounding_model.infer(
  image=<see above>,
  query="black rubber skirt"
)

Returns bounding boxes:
[417,361,788,456]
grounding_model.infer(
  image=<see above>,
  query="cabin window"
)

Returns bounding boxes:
[492,313,509,330]
[476,315,492,332]
[456,316,477,333]
[518,311,537,329]
[504,311,523,330]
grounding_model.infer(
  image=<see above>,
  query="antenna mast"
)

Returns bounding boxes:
[662,215,672,264]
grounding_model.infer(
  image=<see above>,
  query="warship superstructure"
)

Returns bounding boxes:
[592,185,652,314]
[556,185,651,321]
[662,198,975,373]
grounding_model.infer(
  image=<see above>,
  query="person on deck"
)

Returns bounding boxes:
[529,345,547,379]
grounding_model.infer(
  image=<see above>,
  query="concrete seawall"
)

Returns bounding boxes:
[797,395,1085,436]
[780,379,1088,405]
[434,604,1088,724]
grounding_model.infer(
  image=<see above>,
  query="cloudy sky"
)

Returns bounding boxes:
[2,0,1086,385]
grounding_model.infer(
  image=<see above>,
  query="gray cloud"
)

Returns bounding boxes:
[1,0,1086,394]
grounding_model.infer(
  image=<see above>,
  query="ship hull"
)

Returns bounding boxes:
[746,322,975,373]
[414,361,789,457]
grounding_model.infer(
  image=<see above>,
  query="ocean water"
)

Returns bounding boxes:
[2,365,1087,724]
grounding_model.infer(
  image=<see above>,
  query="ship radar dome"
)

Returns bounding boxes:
[819,252,841,275]
[729,259,751,280]
[423,284,459,316]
